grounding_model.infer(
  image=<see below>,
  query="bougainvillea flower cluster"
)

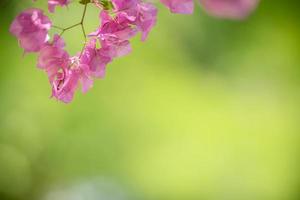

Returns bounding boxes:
[10,0,260,103]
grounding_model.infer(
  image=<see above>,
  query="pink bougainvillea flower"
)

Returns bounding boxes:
[80,39,112,79]
[77,62,94,93]
[99,11,138,41]
[51,66,80,103]
[48,0,70,13]
[102,39,132,58]
[160,0,194,14]
[37,36,80,103]
[37,34,70,81]
[70,56,94,94]
[199,0,260,19]
[10,8,52,53]
[112,0,138,13]
[38,36,93,102]
[51,56,94,103]
[135,2,157,41]
[90,11,137,58]
[111,0,157,41]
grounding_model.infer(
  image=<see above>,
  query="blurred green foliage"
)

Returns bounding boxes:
[0,0,300,200]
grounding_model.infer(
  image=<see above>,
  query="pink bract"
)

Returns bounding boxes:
[48,0,70,13]
[10,8,52,53]
[80,39,111,79]
[38,35,70,81]
[51,67,80,103]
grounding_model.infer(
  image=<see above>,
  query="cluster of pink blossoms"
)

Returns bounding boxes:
[10,0,259,103]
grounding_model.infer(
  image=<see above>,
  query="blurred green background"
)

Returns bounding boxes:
[1,0,300,200]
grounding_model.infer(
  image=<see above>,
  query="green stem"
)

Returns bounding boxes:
[53,3,89,57]
[79,3,88,58]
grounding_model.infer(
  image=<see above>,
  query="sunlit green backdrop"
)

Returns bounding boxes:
[0,0,300,200]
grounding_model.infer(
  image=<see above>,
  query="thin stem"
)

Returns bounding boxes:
[80,4,88,40]
[81,25,87,41]
[81,3,88,24]
[52,25,64,30]
[52,3,89,58]
[59,30,65,37]
[57,23,81,37]
[64,23,81,31]
[79,4,88,58]
[79,41,87,58]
